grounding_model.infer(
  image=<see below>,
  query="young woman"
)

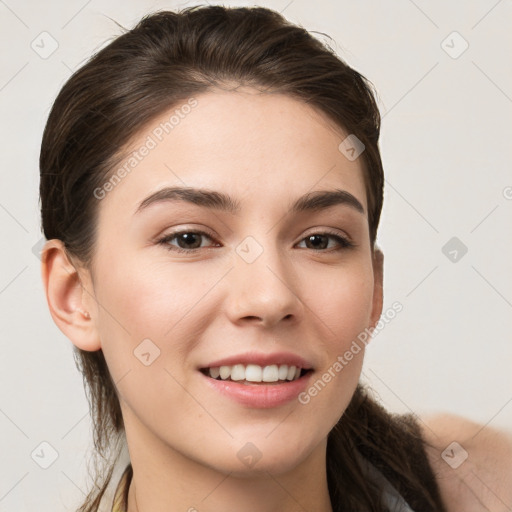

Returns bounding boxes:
[38,5,512,512]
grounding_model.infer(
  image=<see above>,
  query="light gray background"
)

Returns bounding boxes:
[1,0,511,510]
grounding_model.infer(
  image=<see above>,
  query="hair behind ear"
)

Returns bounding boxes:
[370,245,384,328]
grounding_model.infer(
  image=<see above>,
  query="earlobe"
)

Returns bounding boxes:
[40,239,101,351]
[370,246,384,328]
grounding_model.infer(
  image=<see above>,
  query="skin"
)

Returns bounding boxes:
[42,87,384,512]
[421,414,512,512]
[41,87,512,511]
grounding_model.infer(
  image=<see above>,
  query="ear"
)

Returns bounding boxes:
[40,239,101,351]
[369,245,384,328]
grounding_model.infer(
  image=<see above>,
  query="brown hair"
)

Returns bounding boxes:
[39,6,446,511]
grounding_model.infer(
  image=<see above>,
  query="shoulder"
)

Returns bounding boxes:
[418,412,512,512]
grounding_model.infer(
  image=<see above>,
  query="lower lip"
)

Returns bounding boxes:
[200,371,313,409]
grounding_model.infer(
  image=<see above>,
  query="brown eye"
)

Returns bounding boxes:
[157,230,218,253]
[304,234,329,250]
[297,232,354,251]
[174,232,203,249]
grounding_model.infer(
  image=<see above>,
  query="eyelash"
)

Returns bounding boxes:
[156,229,355,254]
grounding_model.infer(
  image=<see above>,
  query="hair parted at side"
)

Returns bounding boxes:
[39,5,446,512]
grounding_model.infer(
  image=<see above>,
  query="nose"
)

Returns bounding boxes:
[223,240,304,328]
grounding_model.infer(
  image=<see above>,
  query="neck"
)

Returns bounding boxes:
[123,411,333,512]
[127,469,333,512]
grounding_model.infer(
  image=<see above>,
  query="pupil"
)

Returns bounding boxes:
[307,235,327,250]
[179,233,201,249]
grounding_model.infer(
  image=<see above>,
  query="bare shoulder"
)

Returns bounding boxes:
[418,412,512,512]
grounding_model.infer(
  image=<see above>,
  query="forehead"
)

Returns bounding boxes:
[97,88,368,220]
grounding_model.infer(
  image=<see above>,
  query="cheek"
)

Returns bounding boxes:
[298,270,372,430]
[303,263,373,409]
[94,258,207,418]
[93,256,223,380]
[311,263,375,343]
[96,256,213,337]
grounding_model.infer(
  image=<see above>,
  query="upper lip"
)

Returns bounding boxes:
[200,351,314,370]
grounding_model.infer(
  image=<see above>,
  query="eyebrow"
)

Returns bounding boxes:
[134,186,365,216]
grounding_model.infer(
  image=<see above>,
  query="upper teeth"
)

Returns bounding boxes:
[208,364,302,382]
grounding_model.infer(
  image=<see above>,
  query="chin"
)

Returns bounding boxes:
[215,436,318,478]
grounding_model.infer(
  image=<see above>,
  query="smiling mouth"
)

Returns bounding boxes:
[200,364,313,384]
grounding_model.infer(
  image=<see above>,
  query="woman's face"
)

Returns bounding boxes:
[83,88,382,476]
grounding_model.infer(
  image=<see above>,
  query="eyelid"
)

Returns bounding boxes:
[156,228,219,251]
[154,224,217,240]
[300,227,352,243]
